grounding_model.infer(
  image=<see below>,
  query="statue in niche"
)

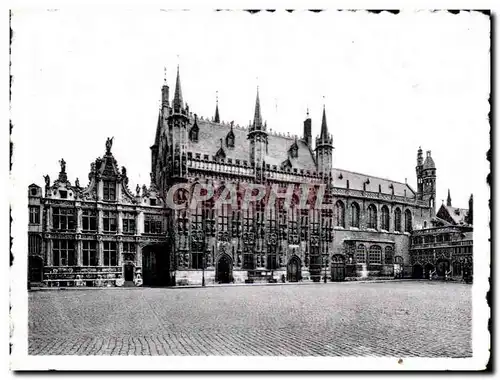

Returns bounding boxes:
[106,137,114,154]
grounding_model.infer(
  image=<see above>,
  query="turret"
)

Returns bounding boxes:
[303,108,312,146]
[446,189,452,207]
[153,65,189,189]
[214,91,220,123]
[315,105,334,177]
[422,150,437,214]
[247,87,268,178]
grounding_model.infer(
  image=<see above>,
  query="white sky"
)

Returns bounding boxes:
[11,9,490,208]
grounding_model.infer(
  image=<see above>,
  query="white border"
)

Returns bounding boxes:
[6,1,493,373]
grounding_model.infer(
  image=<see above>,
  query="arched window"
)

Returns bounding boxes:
[394,208,402,232]
[350,202,360,228]
[356,244,366,263]
[381,205,390,231]
[394,256,403,264]
[384,246,394,264]
[367,204,377,229]
[405,209,412,232]
[226,131,235,148]
[335,200,345,228]
[368,245,382,264]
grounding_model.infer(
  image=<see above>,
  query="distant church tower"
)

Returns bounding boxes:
[315,106,334,176]
[247,88,268,181]
[416,148,437,216]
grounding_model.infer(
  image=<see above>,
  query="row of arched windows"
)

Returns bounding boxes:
[355,244,398,264]
[334,201,412,232]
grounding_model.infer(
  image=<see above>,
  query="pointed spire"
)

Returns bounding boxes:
[173,65,183,111]
[214,91,220,123]
[253,86,262,129]
[320,104,328,140]
[447,189,452,207]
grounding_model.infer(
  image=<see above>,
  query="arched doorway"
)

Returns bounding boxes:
[436,258,450,277]
[142,243,170,286]
[412,263,423,279]
[331,254,346,282]
[287,256,301,282]
[29,256,43,283]
[424,263,435,279]
[216,254,233,284]
[124,263,135,282]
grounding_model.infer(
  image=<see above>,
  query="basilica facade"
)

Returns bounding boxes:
[28,68,438,287]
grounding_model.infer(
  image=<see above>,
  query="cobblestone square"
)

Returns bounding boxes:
[28,281,471,357]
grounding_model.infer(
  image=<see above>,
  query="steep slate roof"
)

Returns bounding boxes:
[437,204,469,225]
[188,118,317,171]
[331,168,415,198]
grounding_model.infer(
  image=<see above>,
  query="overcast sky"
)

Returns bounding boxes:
[11,9,489,209]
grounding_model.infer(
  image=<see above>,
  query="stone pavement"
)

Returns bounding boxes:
[28,281,472,357]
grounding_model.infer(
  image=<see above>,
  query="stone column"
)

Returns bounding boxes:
[76,240,83,266]
[98,240,104,267]
[136,211,144,235]
[76,207,82,233]
[46,239,53,266]
[118,241,123,266]
[46,206,52,230]
[97,209,103,234]
[136,243,142,268]
[117,211,123,234]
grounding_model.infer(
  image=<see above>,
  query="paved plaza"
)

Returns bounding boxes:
[28,281,472,357]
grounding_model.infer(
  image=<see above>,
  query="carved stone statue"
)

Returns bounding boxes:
[59,158,66,173]
[75,177,80,188]
[121,166,127,177]
[136,184,140,196]
[105,137,114,154]
[43,175,50,188]
[142,184,148,197]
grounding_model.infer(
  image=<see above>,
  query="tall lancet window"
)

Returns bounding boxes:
[367,204,377,230]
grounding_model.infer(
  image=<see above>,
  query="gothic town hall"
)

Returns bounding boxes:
[28,67,456,287]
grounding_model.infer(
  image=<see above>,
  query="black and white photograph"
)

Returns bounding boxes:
[9,6,490,371]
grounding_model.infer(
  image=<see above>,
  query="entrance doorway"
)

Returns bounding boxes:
[412,264,423,279]
[216,254,232,283]
[29,256,43,283]
[124,263,134,282]
[331,255,346,282]
[436,259,450,277]
[424,263,435,279]
[142,243,170,286]
[287,256,301,282]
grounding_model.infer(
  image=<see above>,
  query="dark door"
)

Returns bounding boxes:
[124,264,134,281]
[29,256,43,283]
[331,255,346,282]
[424,263,435,279]
[412,264,423,279]
[216,255,232,283]
[287,257,301,282]
[436,259,450,277]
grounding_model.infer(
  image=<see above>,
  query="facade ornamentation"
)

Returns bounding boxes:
[26,66,470,288]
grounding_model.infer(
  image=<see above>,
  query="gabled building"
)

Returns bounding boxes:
[29,67,439,287]
[409,190,473,280]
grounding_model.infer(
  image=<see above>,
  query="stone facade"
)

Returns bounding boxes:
[28,67,441,287]
[409,194,473,281]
